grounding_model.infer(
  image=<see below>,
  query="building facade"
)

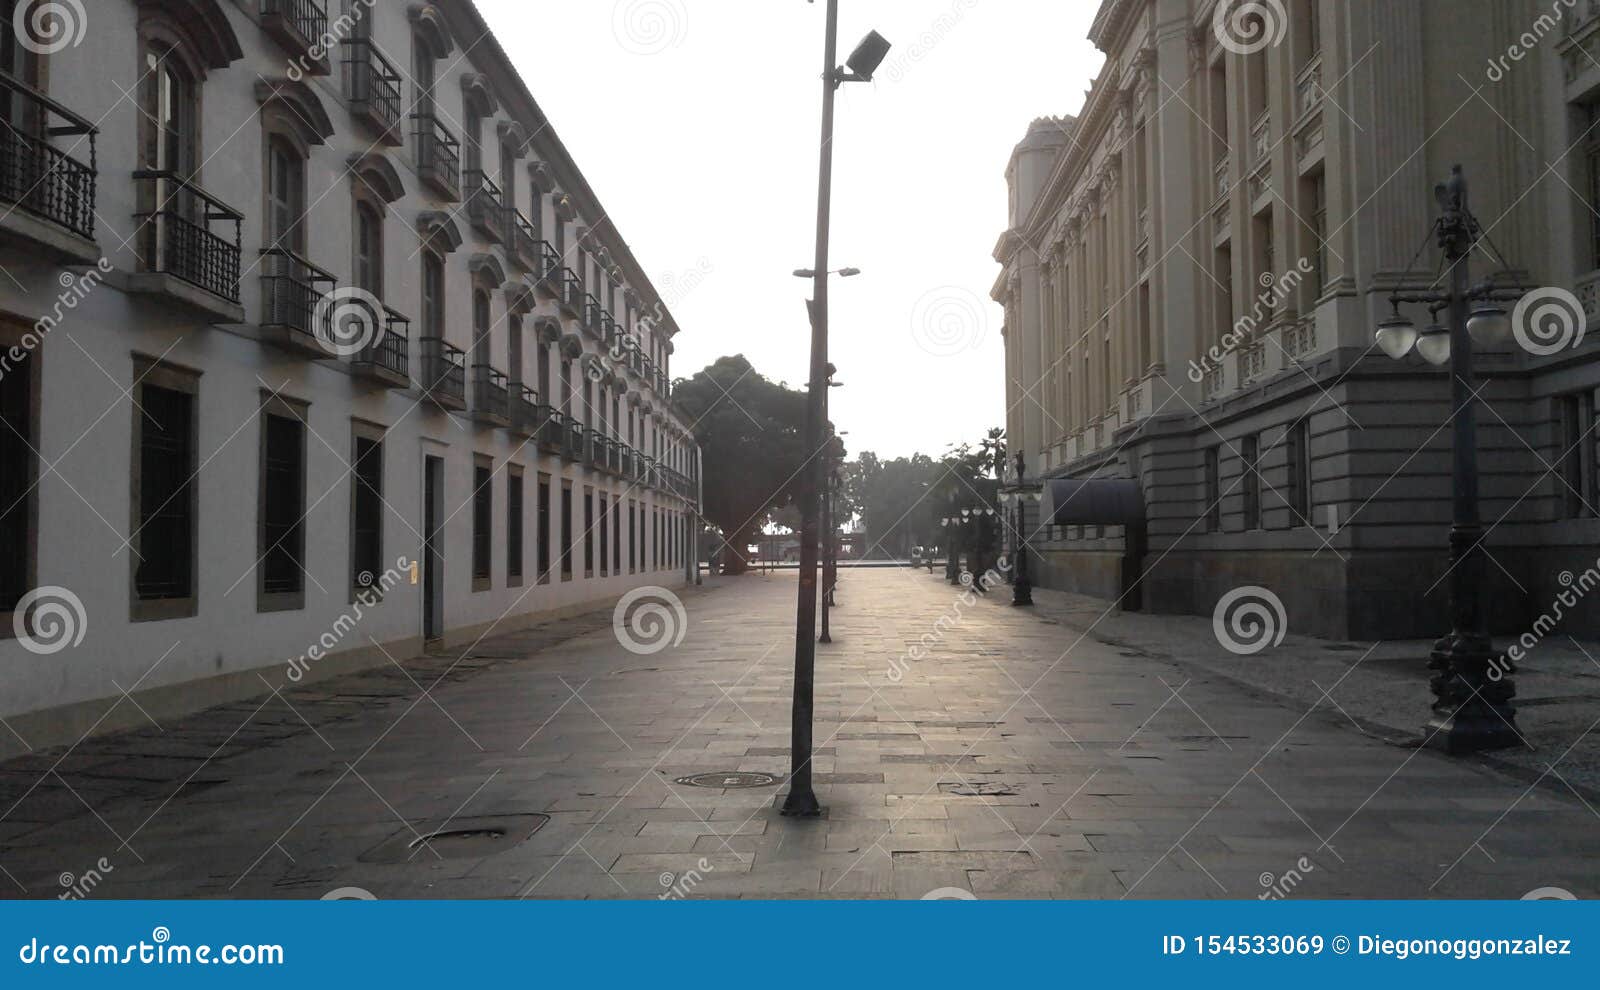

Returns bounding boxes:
[0,0,701,754]
[997,0,1600,640]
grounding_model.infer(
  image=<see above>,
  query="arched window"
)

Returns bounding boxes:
[354,202,383,296]
[1,0,42,115]
[413,39,436,118]
[146,45,198,179]
[265,135,305,251]
[421,251,444,338]
[472,289,491,366]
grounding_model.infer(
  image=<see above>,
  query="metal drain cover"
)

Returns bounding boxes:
[674,771,779,789]
[358,813,549,863]
[941,781,1019,797]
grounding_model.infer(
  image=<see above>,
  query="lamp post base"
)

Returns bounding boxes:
[779,790,823,817]
[1012,577,1034,607]
[1426,633,1519,754]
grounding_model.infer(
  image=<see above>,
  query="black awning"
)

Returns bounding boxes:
[1042,478,1145,526]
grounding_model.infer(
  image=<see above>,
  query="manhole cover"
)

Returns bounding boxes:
[674,771,779,789]
[359,813,548,863]
[940,781,1019,797]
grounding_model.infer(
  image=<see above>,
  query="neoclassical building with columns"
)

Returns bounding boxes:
[996,0,1600,640]
[0,0,701,753]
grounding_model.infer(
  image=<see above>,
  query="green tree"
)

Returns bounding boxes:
[673,356,812,574]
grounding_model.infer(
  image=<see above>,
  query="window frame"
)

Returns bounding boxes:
[128,355,200,623]
[584,486,594,578]
[1240,435,1263,532]
[349,418,386,603]
[537,473,551,584]
[507,464,524,587]
[257,391,310,613]
[560,480,573,581]
[1287,420,1312,527]
[0,319,41,637]
[471,453,493,592]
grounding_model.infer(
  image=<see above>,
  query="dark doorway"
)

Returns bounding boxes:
[423,455,444,641]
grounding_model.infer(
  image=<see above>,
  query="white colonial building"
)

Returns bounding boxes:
[0,0,701,754]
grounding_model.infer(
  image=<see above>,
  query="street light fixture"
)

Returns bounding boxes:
[793,267,862,278]
[1006,453,1036,607]
[1370,164,1528,754]
[783,0,889,820]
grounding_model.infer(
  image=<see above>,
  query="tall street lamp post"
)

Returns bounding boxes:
[1007,452,1035,606]
[783,1,889,818]
[1371,165,1526,754]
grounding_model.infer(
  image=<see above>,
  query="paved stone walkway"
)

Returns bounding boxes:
[2,568,1597,899]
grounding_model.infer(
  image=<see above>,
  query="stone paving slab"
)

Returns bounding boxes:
[1,568,1598,899]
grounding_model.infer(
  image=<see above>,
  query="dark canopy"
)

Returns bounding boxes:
[1042,478,1145,526]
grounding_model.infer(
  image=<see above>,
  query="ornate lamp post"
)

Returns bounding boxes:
[944,492,962,585]
[1371,165,1525,754]
[1009,453,1035,606]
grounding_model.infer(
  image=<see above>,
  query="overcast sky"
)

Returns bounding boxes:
[475,0,1104,460]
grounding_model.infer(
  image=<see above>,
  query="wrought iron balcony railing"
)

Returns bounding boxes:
[563,418,585,461]
[510,384,539,436]
[464,169,505,243]
[132,170,243,303]
[535,405,564,451]
[352,306,409,386]
[261,0,330,71]
[532,240,562,297]
[471,363,510,424]
[413,113,461,200]
[558,268,583,318]
[343,37,402,143]
[588,432,609,470]
[583,294,604,338]
[0,72,97,242]
[419,336,466,410]
[260,246,336,345]
[509,210,540,270]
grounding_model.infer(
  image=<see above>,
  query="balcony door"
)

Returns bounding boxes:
[1,0,41,123]
[141,45,199,269]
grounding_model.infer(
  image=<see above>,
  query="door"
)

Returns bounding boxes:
[423,455,444,641]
